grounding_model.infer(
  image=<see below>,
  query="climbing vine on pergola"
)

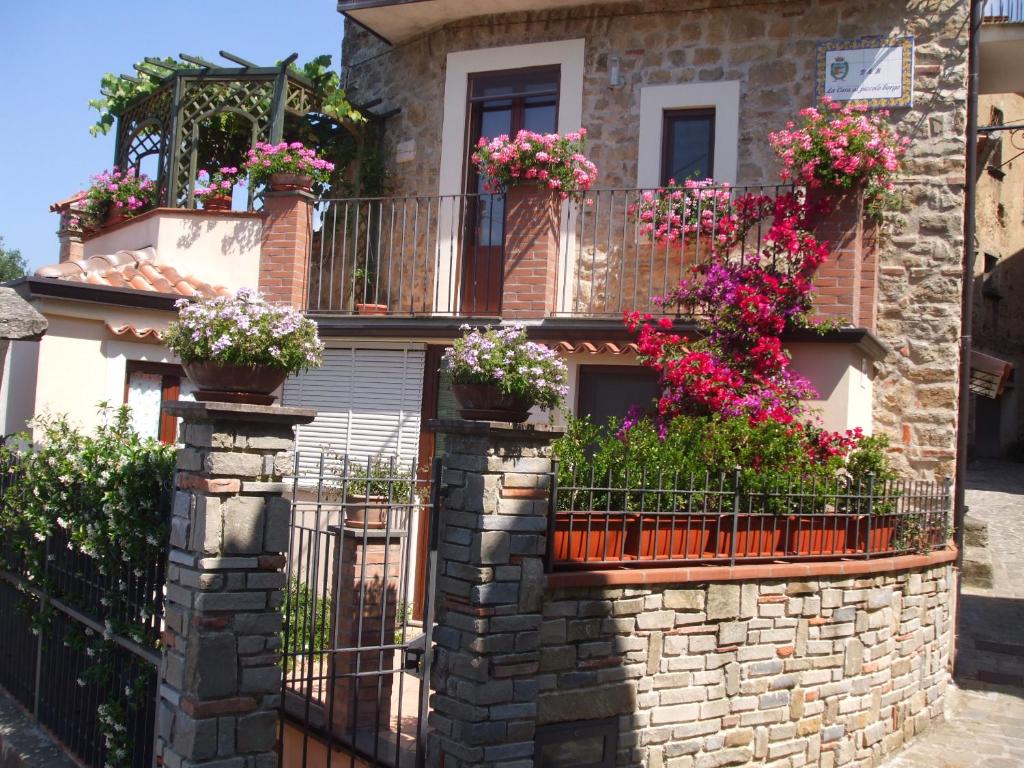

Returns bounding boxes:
[109,51,354,209]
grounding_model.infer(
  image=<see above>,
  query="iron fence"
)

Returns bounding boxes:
[547,466,951,571]
[308,184,790,318]
[0,459,167,768]
[279,453,439,768]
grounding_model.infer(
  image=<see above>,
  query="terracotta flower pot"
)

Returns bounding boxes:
[551,512,636,565]
[787,515,860,558]
[268,173,313,192]
[183,361,288,405]
[344,494,389,529]
[713,514,785,559]
[451,383,533,423]
[201,194,232,211]
[629,514,718,562]
[104,207,128,228]
[355,303,388,316]
[853,514,898,554]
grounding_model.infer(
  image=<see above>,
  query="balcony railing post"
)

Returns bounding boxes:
[730,467,741,567]
[866,472,876,559]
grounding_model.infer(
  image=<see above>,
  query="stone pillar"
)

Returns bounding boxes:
[157,401,314,768]
[426,419,561,768]
[327,526,402,734]
[808,191,878,330]
[502,185,561,320]
[55,205,84,263]
[259,187,313,308]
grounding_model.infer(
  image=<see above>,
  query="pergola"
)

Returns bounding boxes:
[111,51,319,208]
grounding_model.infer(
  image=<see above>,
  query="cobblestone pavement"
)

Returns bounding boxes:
[882,459,1024,768]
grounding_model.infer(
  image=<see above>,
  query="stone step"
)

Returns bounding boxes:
[963,514,989,548]
[961,544,994,589]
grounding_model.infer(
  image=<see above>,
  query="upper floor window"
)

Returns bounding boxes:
[661,108,715,184]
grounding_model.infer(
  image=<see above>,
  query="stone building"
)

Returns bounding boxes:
[283,0,971,483]
[970,91,1024,458]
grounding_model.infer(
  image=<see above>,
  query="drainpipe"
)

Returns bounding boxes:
[955,0,982,559]
[952,0,982,677]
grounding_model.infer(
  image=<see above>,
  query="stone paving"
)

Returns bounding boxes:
[882,459,1024,768]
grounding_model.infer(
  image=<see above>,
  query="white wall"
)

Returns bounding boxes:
[82,211,263,291]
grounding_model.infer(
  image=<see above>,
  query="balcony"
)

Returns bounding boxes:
[338,0,619,44]
[307,183,793,322]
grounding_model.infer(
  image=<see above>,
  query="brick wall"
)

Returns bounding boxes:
[502,185,561,319]
[259,190,313,308]
[537,565,953,767]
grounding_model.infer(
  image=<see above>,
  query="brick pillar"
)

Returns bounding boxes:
[56,207,84,263]
[807,190,877,329]
[328,526,402,734]
[157,401,314,768]
[502,185,561,319]
[260,187,313,308]
[426,419,562,768]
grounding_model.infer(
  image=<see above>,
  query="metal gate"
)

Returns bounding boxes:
[279,452,439,768]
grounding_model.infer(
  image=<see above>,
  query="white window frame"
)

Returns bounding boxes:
[435,39,586,315]
[637,81,741,188]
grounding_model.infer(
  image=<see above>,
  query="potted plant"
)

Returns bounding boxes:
[353,265,388,315]
[194,166,242,211]
[80,167,157,230]
[244,141,335,194]
[768,99,909,220]
[443,324,567,423]
[471,128,598,203]
[163,288,324,404]
[341,457,414,529]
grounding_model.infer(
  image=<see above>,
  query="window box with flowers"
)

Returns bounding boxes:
[443,324,568,423]
[163,288,324,404]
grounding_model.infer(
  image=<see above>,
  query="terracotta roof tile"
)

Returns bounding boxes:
[553,341,638,356]
[105,323,163,343]
[34,247,229,298]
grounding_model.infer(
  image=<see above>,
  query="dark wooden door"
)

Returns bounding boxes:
[461,66,560,315]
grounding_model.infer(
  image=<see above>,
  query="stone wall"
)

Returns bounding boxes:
[341,0,969,478]
[537,564,954,767]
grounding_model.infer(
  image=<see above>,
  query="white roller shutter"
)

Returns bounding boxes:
[282,345,425,473]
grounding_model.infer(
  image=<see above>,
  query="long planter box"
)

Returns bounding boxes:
[551,511,902,567]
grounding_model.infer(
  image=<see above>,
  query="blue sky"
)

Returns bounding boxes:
[0,1,345,271]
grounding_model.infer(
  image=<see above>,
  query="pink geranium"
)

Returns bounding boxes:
[471,129,598,203]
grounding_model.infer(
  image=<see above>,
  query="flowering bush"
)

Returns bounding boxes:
[554,413,894,512]
[81,167,157,227]
[769,99,909,216]
[244,141,335,187]
[0,406,175,768]
[626,192,827,425]
[194,166,243,201]
[163,288,324,373]
[471,129,598,202]
[443,324,568,411]
[629,178,737,244]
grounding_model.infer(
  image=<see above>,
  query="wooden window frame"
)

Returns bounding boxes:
[123,361,187,444]
[660,107,716,185]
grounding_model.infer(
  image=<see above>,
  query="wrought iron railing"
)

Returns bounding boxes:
[0,459,167,768]
[307,183,788,318]
[555,184,790,317]
[546,467,951,571]
[984,0,1024,22]
[280,452,439,768]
